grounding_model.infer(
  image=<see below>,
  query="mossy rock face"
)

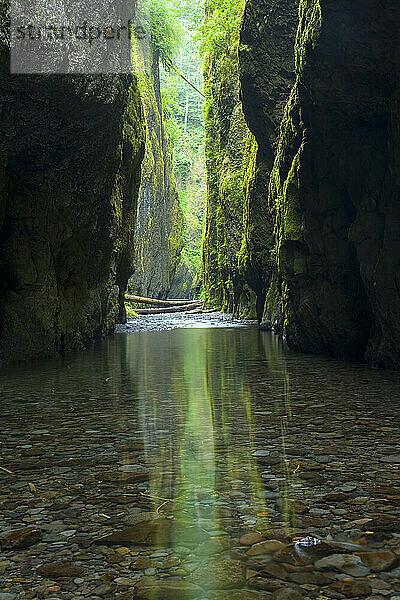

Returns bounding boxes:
[201,2,260,319]
[268,0,400,367]
[201,0,298,320]
[168,256,197,300]
[130,47,184,300]
[0,43,145,363]
[239,0,299,325]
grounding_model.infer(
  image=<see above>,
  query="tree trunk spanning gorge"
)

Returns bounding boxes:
[202,0,400,369]
[0,47,145,363]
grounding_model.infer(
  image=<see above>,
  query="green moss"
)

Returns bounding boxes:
[131,44,185,297]
[201,0,263,317]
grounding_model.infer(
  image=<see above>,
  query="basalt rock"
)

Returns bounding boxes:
[201,8,259,318]
[268,0,400,367]
[129,41,184,299]
[239,0,299,322]
[201,0,299,320]
[0,40,145,363]
[0,526,41,549]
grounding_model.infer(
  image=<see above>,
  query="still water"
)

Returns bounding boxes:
[1,321,400,599]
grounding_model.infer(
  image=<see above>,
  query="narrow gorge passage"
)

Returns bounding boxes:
[2,0,400,599]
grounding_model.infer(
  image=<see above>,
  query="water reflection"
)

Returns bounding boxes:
[130,328,268,537]
[1,324,400,598]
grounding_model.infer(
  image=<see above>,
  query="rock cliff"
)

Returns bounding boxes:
[201,0,298,319]
[239,0,299,321]
[204,0,400,368]
[268,0,400,367]
[201,0,260,318]
[130,47,184,299]
[0,44,145,363]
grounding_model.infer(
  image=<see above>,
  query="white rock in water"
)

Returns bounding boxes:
[252,450,270,457]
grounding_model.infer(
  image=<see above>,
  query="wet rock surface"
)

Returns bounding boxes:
[116,311,254,333]
[1,324,400,599]
[0,45,145,364]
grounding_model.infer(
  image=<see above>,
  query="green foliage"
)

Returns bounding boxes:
[158,5,207,278]
[200,0,245,59]
[141,0,182,68]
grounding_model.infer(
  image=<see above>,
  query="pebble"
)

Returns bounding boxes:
[247,540,286,555]
[189,559,245,589]
[314,554,371,577]
[36,561,85,578]
[134,577,202,599]
[271,589,304,600]
[92,584,112,596]
[240,533,266,545]
[357,550,397,572]
[0,526,42,549]
[333,579,372,597]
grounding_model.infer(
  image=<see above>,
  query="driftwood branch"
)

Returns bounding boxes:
[133,302,203,315]
[125,295,196,307]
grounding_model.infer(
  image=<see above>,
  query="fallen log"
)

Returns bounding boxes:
[125,294,195,307]
[132,302,203,315]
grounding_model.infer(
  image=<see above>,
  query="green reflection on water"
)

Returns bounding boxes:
[130,327,270,542]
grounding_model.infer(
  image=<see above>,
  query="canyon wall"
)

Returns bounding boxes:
[0,44,145,363]
[202,0,298,319]
[268,0,400,367]
[130,47,184,299]
[205,0,400,368]
[201,1,260,318]
[239,0,299,321]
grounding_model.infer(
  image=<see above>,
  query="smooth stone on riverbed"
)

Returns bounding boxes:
[92,584,113,596]
[134,577,202,599]
[207,591,269,600]
[357,550,398,572]
[0,525,42,549]
[362,514,400,531]
[271,589,304,600]
[240,533,265,546]
[189,559,246,589]
[330,578,372,597]
[196,538,230,555]
[131,558,154,570]
[124,511,162,526]
[114,577,136,586]
[118,464,149,473]
[314,554,370,577]
[247,576,285,592]
[97,471,149,483]
[379,455,400,463]
[36,561,85,578]
[247,540,286,556]
[97,519,207,546]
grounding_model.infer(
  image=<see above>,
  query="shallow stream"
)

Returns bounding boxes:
[1,315,400,599]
